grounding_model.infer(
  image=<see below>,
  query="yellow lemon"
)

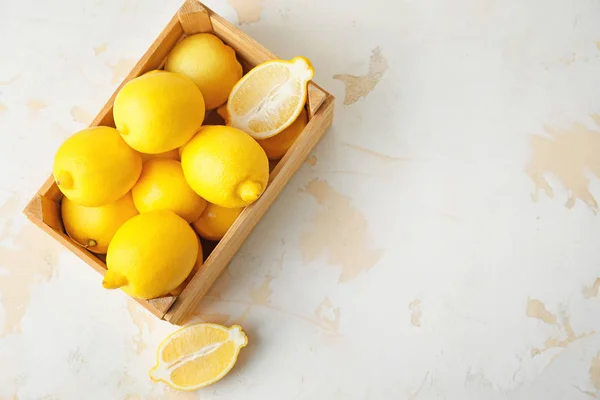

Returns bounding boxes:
[181,125,269,208]
[227,57,313,139]
[53,126,142,207]
[219,104,308,160]
[103,210,198,299]
[113,71,205,154]
[165,33,243,110]
[150,323,247,391]
[61,192,139,254]
[132,159,207,223]
[140,148,179,163]
[258,108,308,160]
[192,203,243,241]
[170,240,203,296]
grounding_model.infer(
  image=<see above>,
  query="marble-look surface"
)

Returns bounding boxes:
[2,0,600,399]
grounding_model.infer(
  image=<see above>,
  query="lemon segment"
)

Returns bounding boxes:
[150,323,248,391]
[227,56,313,139]
[61,192,139,254]
[53,126,142,207]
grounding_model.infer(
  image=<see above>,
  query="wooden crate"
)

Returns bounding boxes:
[22,0,334,325]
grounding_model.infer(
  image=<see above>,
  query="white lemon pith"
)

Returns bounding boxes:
[113,71,205,154]
[103,210,198,299]
[150,323,248,391]
[227,56,314,139]
[181,125,269,208]
[165,33,243,110]
[53,126,142,207]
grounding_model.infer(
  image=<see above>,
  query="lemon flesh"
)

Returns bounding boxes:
[53,126,142,207]
[150,323,247,391]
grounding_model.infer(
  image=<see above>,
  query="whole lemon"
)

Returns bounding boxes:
[192,203,243,241]
[132,159,207,223]
[103,210,198,299]
[181,125,269,208]
[165,33,242,110]
[170,238,203,296]
[61,192,139,254]
[258,109,308,160]
[140,148,179,163]
[53,126,142,207]
[113,71,205,154]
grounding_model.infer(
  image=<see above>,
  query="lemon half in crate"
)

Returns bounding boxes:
[150,323,248,391]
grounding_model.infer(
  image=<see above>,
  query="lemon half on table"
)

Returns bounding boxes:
[150,323,248,391]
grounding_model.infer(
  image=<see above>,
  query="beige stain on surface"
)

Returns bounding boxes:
[306,155,318,167]
[70,106,93,125]
[314,297,340,333]
[590,351,600,390]
[26,99,46,112]
[409,299,422,327]
[227,0,266,24]
[334,47,388,105]
[126,300,156,354]
[250,274,273,306]
[0,103,6,114]
[93,43,108,56]
[0,75,19,86]
[525,298,594,356]
[0,199,59,337]
[343,142,411,162]
[194,313,231,325]
[299,178,382,282]
[583,278,600,299]
[526,298,558,324]
[526,122,600,212]
[111,58,136,85]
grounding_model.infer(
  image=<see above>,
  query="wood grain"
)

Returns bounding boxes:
[178,0,213,34]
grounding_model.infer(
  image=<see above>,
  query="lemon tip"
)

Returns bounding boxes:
[238,181,264,203]
[102,270,128,290]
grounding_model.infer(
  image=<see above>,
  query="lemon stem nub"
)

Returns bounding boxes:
[55,171,74,189]
[102,270,128,289]
[238,181,263,202]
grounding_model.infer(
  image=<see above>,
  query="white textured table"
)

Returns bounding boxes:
[2,0,600,399]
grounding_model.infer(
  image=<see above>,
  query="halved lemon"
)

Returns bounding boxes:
[150,323,248,391]
[226,56,313,139]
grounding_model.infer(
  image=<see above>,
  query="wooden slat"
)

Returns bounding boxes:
[210,12,277,65]
[165,95,335,325]
[307,82,327,120]
[178,0,213,34]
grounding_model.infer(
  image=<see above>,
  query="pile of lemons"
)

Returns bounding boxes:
[53,33,313,300]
